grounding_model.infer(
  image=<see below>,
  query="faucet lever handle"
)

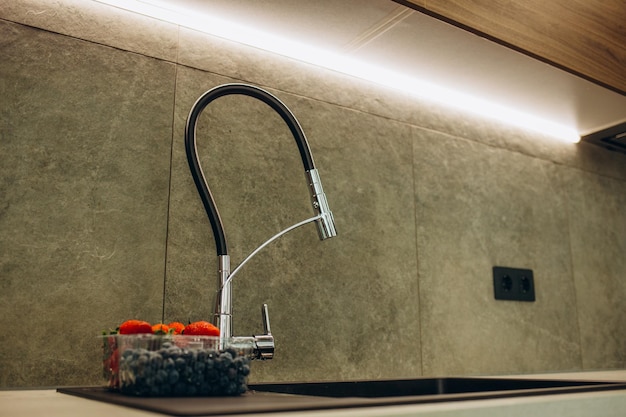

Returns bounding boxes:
[261,303,271,335]
[253,304,275,360]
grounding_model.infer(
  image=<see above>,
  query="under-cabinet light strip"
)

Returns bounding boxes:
[94,0,580,143]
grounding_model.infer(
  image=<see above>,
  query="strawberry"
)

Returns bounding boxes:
[167,322,185,335]
[152,323,170,335]
[118,319,153,334]
[183,321,220,336]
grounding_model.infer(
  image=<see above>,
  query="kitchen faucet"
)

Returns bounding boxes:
[184,83,337,359]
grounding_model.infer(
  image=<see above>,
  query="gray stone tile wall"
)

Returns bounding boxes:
[0,0,624,388]
[565,170,626,369]
[414,130,582,376]
[0,19,175,386]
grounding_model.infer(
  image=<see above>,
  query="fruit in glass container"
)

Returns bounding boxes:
[117,341,250,396]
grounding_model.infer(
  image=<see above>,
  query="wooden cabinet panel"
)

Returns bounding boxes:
[395,0,626,95]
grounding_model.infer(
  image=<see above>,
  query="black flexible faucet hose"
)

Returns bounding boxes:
[184,83,316,256]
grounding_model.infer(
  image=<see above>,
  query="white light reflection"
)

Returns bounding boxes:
[95,0,580,143]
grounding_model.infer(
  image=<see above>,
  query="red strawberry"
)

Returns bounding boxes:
[118,319,153,334]
[167,322,185,335]
[152,323,170,334]
[183,321,220,336]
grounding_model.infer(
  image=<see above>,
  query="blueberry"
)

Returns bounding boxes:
[225,381,238,395]
[199,382,210,395]
[161,384,172,396]
[186,385,198,396]
[220,355,233,369]
[137,354,149,367]
[205,369,218,382]
[194,361,205,372]
[168,369,179,385]
[150,354,163,369]
[144,375,155,387]
[237,383,248,394]
[174,357,186,370]
[155,369,167,384]
[167,346,182,357]
[218,375,229,388]
[181,349,193,362]
[164,357,175,370]
[173,382,187,396]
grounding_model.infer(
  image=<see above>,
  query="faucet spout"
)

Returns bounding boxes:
[184,83,336,358]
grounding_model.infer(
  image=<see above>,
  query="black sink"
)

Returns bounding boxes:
[249,377,626,404]
[59,377,626,416]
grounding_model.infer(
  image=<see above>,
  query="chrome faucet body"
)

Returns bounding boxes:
[184,83,336,360]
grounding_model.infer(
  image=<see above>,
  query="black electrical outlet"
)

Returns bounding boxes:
[493,266,535,302]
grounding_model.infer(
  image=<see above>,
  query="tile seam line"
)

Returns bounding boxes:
[161,26,181,323]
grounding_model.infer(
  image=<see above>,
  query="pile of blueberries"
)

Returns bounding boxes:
[117,341,251,396]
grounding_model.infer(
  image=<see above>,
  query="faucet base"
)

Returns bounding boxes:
[215,255,232,347]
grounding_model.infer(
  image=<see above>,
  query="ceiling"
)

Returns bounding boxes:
[158,0,626,137]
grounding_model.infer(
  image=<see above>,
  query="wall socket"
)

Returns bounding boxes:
[493,266,535,302]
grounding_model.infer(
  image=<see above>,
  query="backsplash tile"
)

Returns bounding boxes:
[565,168,626,369]
[0,20,175,386]
[413,130,583,376]
[0,0,624,388]
[0,0,179,61]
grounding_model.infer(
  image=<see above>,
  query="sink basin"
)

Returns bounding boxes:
[59,377,626,416]
[249,376,626,404]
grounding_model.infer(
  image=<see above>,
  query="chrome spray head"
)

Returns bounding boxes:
[306,168,337,240]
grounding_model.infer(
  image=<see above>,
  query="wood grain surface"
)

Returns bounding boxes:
[395,0,626,95]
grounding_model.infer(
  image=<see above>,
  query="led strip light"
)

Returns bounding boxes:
[94,0,581,143]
